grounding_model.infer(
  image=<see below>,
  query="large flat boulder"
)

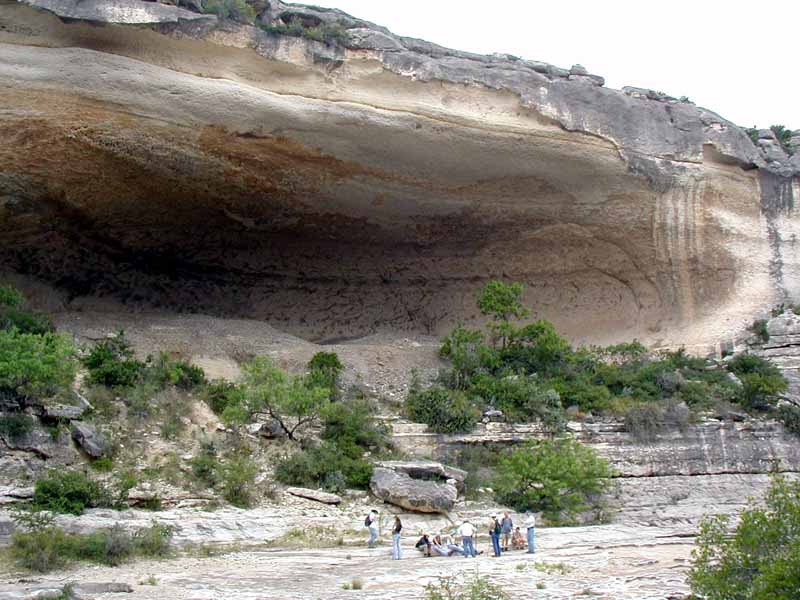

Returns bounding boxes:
[369,467,458,514]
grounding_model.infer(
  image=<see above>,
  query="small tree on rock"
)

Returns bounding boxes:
[478,281,530,348]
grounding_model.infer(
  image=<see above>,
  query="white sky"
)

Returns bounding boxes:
[309,0,799,128]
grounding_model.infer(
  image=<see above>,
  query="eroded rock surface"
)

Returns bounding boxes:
[0,0,797,345]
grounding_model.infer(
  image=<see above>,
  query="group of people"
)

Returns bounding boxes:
[364,510,536,560]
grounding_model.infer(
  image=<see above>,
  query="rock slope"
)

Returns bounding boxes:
[0,0,799,347]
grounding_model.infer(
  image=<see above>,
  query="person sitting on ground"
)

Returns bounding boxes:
[415,533,432,557]
[511,526,525,550]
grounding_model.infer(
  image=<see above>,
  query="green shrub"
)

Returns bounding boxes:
[0,329,77,400]
[778,404,800,435]
[0,285,54,335]
[148,353,205,390]
[0,285,24,307]
[274,442,373,492]
[220,454,258,508]
[83,331,144,388]
[202,0,255,23]
[624,403,663,442]
[205,380,245,416]
[493,438,612,522]
[751,319,770,343]
[727,354,787,410]
[689,476,800,600]
[404,385,480,433]
[9,522,173,572]
[423,573,509,600]
[439,325,489,388]
[0,307,54,335]
[261,17,351,45]
[306,351,343,398]
[190,442,220,487]
[320,398,387,458]
[470,373,565,430]
[0,412,34,441]
[32,470,106,515]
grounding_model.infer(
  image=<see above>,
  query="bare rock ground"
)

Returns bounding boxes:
[0,524,692,599]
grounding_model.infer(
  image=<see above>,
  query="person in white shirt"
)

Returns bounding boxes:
[366,510,379,548]
[457,520,477,557]
[524,512,536,554]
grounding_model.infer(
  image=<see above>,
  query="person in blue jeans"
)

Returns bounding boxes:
[391,516,402,559]
[489,515,502,557]
[524,512,536,554]
[457,520,477,557]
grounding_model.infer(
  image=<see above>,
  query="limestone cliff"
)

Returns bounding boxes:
[1,0,799,346]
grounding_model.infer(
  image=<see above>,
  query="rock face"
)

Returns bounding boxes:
[391,417,800,523]
[370,462,460,513]
[0,0,797,346]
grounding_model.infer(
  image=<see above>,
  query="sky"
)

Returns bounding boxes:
[309,0,799,128]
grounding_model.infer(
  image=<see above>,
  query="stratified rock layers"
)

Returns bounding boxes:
[0,0,798,345]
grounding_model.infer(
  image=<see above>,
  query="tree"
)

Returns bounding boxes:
[0,285,24,308]
[0,329,77,400]
[306,351,344,399]
[493,438,612,521]
[689,476,800,600]
[478,281,530,348]
[241,357,330,440]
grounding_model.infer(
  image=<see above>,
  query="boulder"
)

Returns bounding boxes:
[285,487,342,505]
[71,421,109,458]
[370,467,458,513]
[373,460,467,488]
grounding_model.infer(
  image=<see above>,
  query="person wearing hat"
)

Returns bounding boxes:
[489,514,502,557]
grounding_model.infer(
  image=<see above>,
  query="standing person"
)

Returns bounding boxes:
[524,511,536,554]
[489,515,502,557]
[391,516,403,560]
[457,519,477,557]
[500,511,513,551]
[365,509,379,548]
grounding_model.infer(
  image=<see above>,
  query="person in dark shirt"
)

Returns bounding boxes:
[392,516,403,560]
[415,533,431,557]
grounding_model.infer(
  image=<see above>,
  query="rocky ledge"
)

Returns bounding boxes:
[0,0,798,346]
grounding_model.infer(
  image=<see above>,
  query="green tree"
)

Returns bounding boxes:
[82,331,144,388]
[240,357,330,440]
[493,438,612,521]
[0,329,77,400]
[689,476,800,600]
[478,281,530,348]
[0,285,24,308]
[201,0,256,23]
[306,351,344,398]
